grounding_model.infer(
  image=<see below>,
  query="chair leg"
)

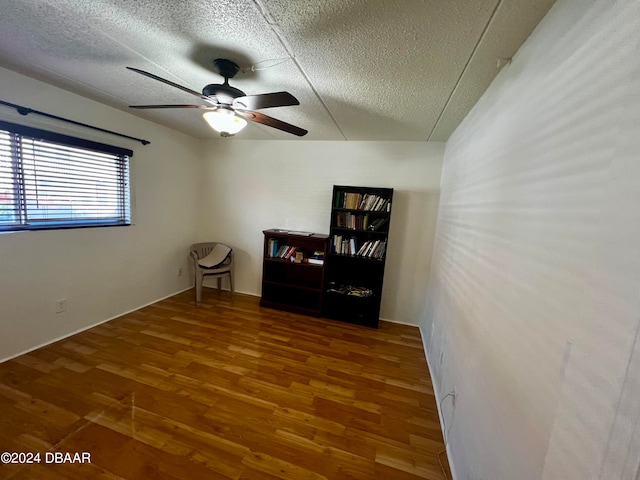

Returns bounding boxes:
[229,271,234,298]
[195,270,203,305]
[217,277,222,292]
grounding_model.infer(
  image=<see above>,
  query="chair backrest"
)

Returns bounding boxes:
[190,242,219,260]
[190,242,233,267]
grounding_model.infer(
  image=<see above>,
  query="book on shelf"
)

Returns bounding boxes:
[347,286,373,297]
[326,284,374,298]
[368,217,388,231]
[268,238,278,257]
[335,212,370,230]
[270,245,299,260]
[377,241,387,259]
[374,240,387,259]
[352,239,387,259]
[345,192,361,209]
[331,234,341,254]
[332,234,357,255]
[330,235,386,259]
[307,250,325,265]
[365,240,379,257]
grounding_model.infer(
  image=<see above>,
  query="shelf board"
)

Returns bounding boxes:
[262,279,322,292]
[327,253,384,262]
[263,229,329,240]
[325,293,375,302]
[264,258,324,267]
[332,208,390,214]
[330,227,388,234]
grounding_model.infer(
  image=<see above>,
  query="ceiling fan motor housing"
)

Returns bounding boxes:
[213,58,240,78]
[203,58,245,102]
[202,83,245,101]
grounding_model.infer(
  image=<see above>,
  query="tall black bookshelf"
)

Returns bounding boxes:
[323,185,393,327]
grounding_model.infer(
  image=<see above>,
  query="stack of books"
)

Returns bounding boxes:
[335,212,370,230]
[326,284,374,298]
[356,240,386,259]
[334,191,391,212]
[268,243,298,260]
[331,235,357,255]
[307,250,325,265]
[358,194,390,212]
[331,235,387,259]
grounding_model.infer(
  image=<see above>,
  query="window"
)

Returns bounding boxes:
[0,120,132,231]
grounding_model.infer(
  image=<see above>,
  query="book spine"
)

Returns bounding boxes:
[367,240,380,257]
[333,234,343,254]
[358,241,370,257]
[377,240,387,259]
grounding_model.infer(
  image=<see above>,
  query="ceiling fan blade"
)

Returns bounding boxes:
[238,111,308,137]
[129,104,216,110]
[233,92,300,111]
[126,67,216,104]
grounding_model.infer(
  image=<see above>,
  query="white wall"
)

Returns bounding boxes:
[0,67,202,361]
[422,0,640,479]
[199,140,444,325]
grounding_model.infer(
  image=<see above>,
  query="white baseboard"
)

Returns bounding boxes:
[418,323,458,480]
[379,317,420,327]
[202,285,258,298]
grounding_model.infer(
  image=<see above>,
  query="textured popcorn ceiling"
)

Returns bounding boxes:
[0,0,555,141]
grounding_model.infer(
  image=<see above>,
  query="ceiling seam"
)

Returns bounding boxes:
[252,0,348,141]
[41,0,201,96]
[427,0,504,141]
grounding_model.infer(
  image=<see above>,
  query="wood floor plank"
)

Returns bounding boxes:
[0,290,450,479]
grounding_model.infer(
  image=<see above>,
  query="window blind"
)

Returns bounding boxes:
[0,120,131,231]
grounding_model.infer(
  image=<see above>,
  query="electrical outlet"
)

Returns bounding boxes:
[177,267,183,277]
[55,299,67,314]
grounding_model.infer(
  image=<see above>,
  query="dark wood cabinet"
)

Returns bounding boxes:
[260,229,329,317]
[322,185,393,327]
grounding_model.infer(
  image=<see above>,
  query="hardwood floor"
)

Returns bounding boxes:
[0,290,451,480]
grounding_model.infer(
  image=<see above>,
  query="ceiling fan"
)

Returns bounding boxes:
[127,58,307,137]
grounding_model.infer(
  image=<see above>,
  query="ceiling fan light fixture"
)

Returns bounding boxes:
[202,109,247,136]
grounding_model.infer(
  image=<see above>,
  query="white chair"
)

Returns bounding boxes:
[190,242,234,305]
